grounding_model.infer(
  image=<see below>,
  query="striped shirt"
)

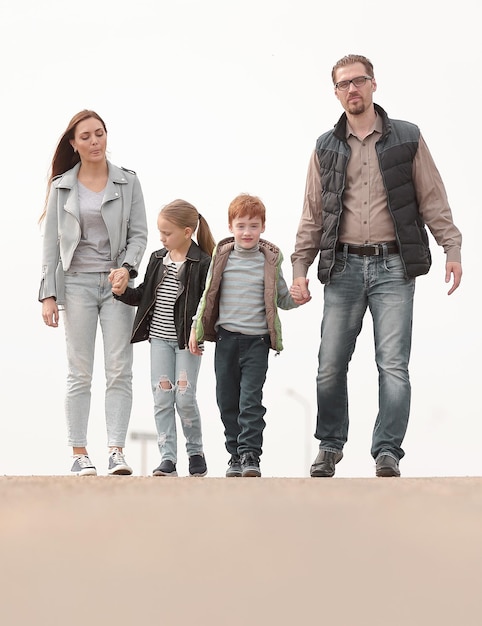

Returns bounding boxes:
[149,256,183,341]
[217,244,269,336]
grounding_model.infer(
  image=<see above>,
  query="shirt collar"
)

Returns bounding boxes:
[345,111,383,139]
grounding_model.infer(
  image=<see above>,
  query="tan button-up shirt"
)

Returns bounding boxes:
[292,114,462,279]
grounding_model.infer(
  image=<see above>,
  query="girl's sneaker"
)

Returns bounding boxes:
[153,460,178,476]
[71,455,97,476]
[189,454,207,477]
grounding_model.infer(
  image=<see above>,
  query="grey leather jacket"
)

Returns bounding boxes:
[38,161,147,304]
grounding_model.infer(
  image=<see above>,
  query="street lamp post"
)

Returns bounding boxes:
[130,430,157,476]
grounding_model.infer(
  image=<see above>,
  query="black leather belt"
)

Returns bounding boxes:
[337,241,399,256]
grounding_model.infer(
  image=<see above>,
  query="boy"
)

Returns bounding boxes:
[189,194,301,477]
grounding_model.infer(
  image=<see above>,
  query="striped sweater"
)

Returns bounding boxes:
[194,237,297,352]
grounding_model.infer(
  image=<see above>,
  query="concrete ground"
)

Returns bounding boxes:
[1,476,481,625]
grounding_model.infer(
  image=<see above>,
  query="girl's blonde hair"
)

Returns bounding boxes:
[160,199,216,256]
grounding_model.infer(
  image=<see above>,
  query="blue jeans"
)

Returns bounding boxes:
[62,272,135,448]
[150,338,204,463]
[215,327,270,457]
[316,250,415,461]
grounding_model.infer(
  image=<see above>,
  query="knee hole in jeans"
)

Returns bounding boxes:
[176,370,191,395]
[158,375,174,391]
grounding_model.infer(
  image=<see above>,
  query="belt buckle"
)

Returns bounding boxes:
[364,244,379,256]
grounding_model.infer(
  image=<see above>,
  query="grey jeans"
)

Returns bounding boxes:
[63,271,135,448]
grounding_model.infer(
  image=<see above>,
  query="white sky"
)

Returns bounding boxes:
[1,0,479,477]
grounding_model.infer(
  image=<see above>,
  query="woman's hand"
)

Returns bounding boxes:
[108,267,129,295]
[42,297,59,327]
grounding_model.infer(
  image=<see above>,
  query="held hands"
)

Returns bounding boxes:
[108,267,130,295]
[42,297,59,328]
[290,277,312,305]
[445,262,462,295]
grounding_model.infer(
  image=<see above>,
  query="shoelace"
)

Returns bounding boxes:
[110,449,126,464]
[242,454,259,466]
[76,455,93,468]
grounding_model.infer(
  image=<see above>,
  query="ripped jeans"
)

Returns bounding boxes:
[150,337,204,463]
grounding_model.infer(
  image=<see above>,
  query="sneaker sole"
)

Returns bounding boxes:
[153,470,178,477]
[189,471,208,477]
[73,468,97,476]
[226,470,242,478]
[242,468,261,477]
[108,467,133,476]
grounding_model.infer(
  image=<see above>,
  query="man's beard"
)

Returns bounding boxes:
[346,100,366,115]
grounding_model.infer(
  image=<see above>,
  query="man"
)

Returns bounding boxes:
[291,54,462,478]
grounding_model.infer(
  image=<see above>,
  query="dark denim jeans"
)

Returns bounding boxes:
[215,327,270,457]
[316,250,415,461]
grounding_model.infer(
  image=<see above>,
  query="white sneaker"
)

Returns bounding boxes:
[71,455,97,476]
[108,448,133,475]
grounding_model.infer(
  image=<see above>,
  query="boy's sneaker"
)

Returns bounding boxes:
[226,454,242,478]
[153,460,178,476]
[240,452,261,477]
[189,454,207,477]
[71,455,97,476]
[107,448,133,475]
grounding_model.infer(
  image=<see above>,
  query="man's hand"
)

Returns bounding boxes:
[290,277,312,304]
[445,262,462,295]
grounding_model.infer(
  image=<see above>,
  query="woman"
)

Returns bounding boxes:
[39,110,148,476]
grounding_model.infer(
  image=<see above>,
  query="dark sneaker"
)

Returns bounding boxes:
[107,448,133,475]
[375,454,401,477]
[240,452,261,477]
[153,459,178,476]
[71,455,97,476]
[226,454,242,478]
[310,449,343,477]
[189,454,207,477]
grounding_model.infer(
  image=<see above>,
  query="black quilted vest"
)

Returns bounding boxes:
[315,103,431,283]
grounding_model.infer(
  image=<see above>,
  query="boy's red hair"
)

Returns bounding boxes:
[228,193,266,225]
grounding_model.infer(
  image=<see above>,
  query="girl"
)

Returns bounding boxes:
[110,200,215,476]
[39,110,148,476]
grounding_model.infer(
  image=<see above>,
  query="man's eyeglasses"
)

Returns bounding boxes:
[335,75,373,91]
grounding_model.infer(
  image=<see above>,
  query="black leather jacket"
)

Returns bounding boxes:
[116,241,211,349]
